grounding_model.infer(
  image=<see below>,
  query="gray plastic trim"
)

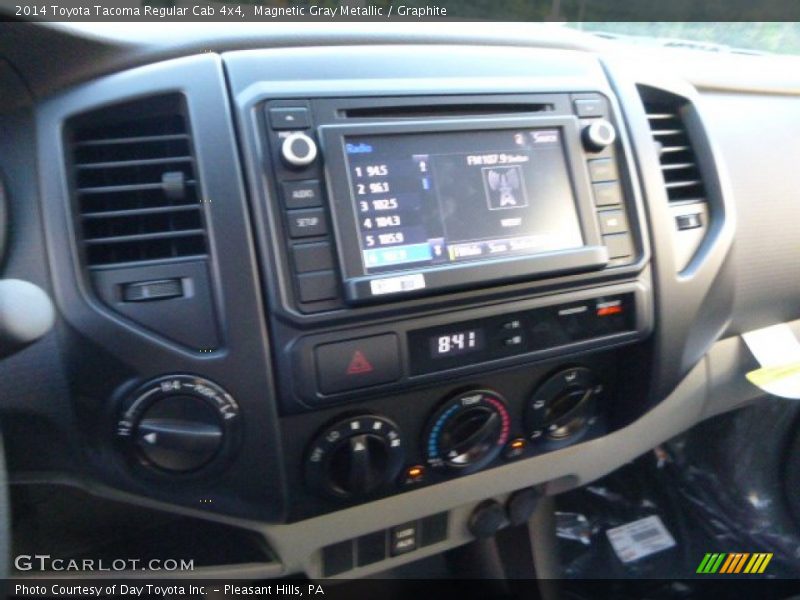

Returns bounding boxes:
[0,429,8,581]
[0,279,55,358]
[602,57,737,400]
[35,53,286,521]
[13,354,702,578]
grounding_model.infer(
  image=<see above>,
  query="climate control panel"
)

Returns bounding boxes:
[290,358,616,517]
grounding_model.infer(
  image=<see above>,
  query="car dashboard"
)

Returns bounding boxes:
[1,22,799,581]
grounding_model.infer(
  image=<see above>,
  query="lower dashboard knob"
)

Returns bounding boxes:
[468,499,508,539]
[135,394,223,472]
[506,487,542,526]
[424,390,510,474]
[306,415,404,500]
[116,375,240,475]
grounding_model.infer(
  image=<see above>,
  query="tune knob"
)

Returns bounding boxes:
[306,415,404,499]
[525,367,601,442]
[424,390,510,474]
[281,132,318,168]
[582,119,617,152]
[116,375,240,475]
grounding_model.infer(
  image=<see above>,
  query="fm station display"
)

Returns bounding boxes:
[343,128,584,275]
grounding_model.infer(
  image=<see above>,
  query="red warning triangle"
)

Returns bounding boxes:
[346,350,374,375]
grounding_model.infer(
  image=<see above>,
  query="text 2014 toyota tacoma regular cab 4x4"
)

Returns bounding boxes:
[1,16,800,600]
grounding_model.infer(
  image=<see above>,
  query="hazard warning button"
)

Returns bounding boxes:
[315,334,401,394]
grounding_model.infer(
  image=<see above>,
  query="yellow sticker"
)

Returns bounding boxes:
[746,362,800,387]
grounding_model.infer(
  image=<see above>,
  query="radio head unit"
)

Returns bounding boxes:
[320,116,609,303]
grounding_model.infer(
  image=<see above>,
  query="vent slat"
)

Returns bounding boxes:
[664,179,702,189]
[75,156,193,170]
[660,162,696,171]
[77,180,197,195]
[651,129,684,136]
[81,204,201,219]
[84,229,206,245]
[660,145,691,153]
[74,133,189,148]
[68,94,208,267]
[639,85,707,205]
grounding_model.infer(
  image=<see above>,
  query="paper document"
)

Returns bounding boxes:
[742,323,800,399]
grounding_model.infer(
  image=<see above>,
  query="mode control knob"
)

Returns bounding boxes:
[116,375,240,475]
[306,415,404,499]
[424,390,510,474]
[525,367,601,443]
[281,132,318,168]
[582,119,617,152]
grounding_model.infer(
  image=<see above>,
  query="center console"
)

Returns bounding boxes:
[34,41,654,533]
[223,47,653,522]
[24,33,737,579]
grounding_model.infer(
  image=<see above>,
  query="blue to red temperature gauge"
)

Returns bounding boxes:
[424,389,511,474]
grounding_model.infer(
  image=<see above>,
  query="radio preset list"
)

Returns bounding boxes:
[261,93,637,314]
[343,128,584,275]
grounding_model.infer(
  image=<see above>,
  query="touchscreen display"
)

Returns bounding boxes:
[343,128,584,274]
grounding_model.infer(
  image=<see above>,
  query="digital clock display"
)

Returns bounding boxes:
[430,329,486,358]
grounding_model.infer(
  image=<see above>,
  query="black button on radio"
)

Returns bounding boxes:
[282,180,323,209]
[297,271,339,303]
[603,233,633,259]
[268,107,310,130]
[598,209,628,235]
[315,334,401,394]
[587,158,619,183]
[574,97,604,118]
[287,208,327,238]
[592,181,623,207]
[292,242,335,274]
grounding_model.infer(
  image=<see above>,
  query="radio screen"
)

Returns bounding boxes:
[343,128,584,274]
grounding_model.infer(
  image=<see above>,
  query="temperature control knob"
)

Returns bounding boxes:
[306,415,404,499]
[281,132,318,168]
[424,390,510,474]
[582,119,617,152]
[525,367,601,442]
[116,375,240,475]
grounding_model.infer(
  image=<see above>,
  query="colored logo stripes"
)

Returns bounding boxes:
[696,552,773,574]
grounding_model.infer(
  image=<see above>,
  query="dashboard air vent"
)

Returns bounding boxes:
[637,85,706,204]
[68,95,207,268]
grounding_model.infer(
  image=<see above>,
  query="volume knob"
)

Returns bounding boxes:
[281,132,318,168]
[582,119,617,152]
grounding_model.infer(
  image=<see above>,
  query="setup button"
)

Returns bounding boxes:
[315,334,401,394]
